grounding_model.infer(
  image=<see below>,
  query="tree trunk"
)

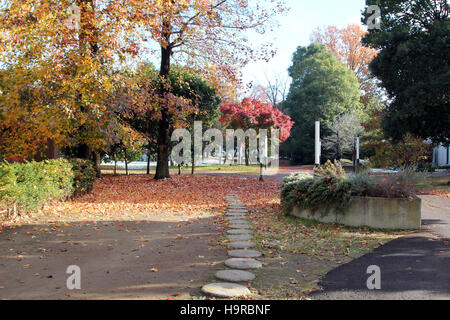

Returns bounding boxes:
[147,151,151,175]
[155,109,170,179]
[191,147,195,175]
[77,144,91,160]
[124,149,128,176]
[113,153,117,176]
[92,151,101,177]
[154,24,172,180]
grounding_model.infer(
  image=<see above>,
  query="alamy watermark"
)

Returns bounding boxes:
[366,265,381,290]
[66,265,81,290]
[366,5,381,30]
[171,121,280,169]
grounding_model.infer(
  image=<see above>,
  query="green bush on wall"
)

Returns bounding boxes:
[281,167,420,217]
[281,173,352,217]
[0,159,97,216]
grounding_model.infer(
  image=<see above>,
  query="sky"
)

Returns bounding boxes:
[242,0,367,88]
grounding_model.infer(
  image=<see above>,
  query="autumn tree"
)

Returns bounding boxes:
[311,24,381,108]
[0,1,149,161]
[136,0,286,179]
[219,98,293,165]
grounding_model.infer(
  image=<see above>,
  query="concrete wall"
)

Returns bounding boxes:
[291,196,422,230]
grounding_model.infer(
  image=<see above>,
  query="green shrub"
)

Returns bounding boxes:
[346,172,373,196]
[281,167,420,217]
[69,159,97,197]
[281,173,352,216]
[314,160,346,177]
[0,158,98,217]
[0,159,73,214]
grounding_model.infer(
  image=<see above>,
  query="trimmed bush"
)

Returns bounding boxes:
[0,159,73,214]
[0,158,97,217]
[69,159,97,197]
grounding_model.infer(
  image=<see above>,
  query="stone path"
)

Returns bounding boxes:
[201,193,263,298]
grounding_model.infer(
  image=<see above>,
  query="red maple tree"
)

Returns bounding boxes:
[219,98,294,142]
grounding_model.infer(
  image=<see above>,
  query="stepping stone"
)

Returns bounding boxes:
[228,249,262,258]
[215,270,255,282]
[225,258,262,269]
[228,218,249,222]
[201,283,251,298]
[229,224,251,230]
[226,214,247,219]
[229,221,250,227]
[227,219,248,225]
[229,219,250,224]
[227,229,252,235]
[227,218,248,223]
[226,213,247,217]
[229,234,252,241]
[228,212,248,216]
[228,241,255,249]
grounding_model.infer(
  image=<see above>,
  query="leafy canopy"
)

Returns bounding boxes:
[362,0,449,145]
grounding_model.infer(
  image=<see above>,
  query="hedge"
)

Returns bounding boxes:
[0,158,97,217]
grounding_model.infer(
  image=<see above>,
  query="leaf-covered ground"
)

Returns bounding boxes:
[3,175,273,226]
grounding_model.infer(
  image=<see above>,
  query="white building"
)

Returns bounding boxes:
[433,145,450,167]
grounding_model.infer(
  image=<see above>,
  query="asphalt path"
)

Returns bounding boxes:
[311,195,450,300]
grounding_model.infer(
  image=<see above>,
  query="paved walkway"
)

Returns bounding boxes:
[311,195,450,300]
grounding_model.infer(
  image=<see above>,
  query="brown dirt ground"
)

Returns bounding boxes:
[0,214,227,300]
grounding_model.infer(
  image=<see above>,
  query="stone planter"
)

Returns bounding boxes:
[291,196,421,230]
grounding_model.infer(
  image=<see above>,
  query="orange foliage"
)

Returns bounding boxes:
[311,24,379,105]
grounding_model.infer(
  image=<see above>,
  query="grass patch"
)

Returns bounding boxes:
[417,176,450,195]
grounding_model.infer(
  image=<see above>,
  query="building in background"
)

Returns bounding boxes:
[433,145,450,167]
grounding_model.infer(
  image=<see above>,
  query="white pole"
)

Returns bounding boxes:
[315,121,321,166]
[356,137,360,161]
